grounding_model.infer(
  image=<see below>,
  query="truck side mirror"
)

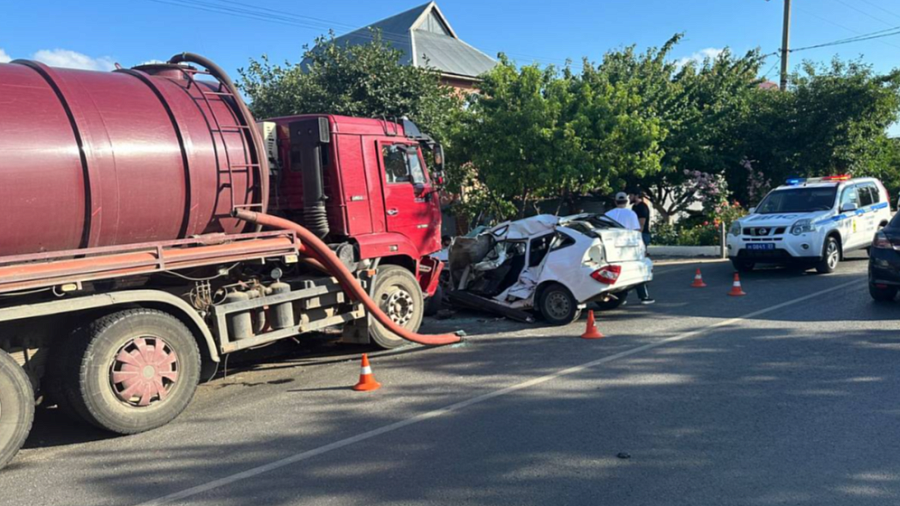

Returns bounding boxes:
[841,202,858,213]
[748,207,756,214]
[433,144,444,170]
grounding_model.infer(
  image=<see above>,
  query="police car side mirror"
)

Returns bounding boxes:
[841,203,858,213]
[748,207,757,214]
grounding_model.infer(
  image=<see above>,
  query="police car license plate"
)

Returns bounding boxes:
[747,243,775,250]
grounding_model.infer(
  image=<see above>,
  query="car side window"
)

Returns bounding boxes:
[528,233,555,267]
[407,150,427,184]
[840,186,858,209]
[858,185,875,208]
[383,145,411,183]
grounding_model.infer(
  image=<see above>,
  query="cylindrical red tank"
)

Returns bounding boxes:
[0,56,266,257]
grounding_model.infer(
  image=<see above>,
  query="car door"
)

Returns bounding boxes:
[857,183,878,243]
[378,142,437,254]
[838,184,861,249]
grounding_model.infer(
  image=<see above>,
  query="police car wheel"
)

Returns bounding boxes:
[815,237,840,274]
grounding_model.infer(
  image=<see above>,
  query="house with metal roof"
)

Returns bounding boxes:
[309,2,496,90]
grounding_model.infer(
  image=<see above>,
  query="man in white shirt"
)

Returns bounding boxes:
[604,191,655,305]
[605,192,640,230]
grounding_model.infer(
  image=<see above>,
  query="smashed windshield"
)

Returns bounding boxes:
[756,187,837,214]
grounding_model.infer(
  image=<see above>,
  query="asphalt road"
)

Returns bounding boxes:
[2,253,899,506]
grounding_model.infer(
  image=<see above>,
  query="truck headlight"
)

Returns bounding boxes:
[729,221,742,236]
[791,219,816,235]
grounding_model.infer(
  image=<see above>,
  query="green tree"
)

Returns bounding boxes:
[730,58,900,204]
[237,30,462,140]
[449,55,664,221]
[595,35,764,220]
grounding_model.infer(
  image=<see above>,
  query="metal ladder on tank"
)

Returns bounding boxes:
[178,67,263,215]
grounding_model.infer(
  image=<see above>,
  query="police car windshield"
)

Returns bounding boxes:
[756,187,837,214]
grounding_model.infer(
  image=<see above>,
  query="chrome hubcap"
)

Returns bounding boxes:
[109,336,179,407]
[382,288,415,327]
[827,243,839,268]
[546,292,571,319]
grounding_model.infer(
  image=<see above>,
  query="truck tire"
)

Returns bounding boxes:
[816,236,841,274]
[48,309,200,435]
[0,351,34,470]
[369,266,424,349]
[538,283,581,326]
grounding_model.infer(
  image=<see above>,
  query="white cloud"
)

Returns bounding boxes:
[0,48,10,63]
[675,48,724,69]
[32,49,116,71]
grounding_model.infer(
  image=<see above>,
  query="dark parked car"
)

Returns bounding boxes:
[869,211,900,301]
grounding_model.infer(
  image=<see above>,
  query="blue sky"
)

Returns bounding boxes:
[2,0,899,90]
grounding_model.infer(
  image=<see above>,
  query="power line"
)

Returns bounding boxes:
[144,0,570,66]
[857,0,900,22]
[789,26,900,53]
[794,5,900,50]
[831,0,895,28]
[762,54,781,79]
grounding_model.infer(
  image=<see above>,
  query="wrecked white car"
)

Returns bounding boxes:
[447,214,653,325]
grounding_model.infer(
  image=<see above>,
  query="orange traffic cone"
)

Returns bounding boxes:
[352,354,381,391]
[691,268,707,288]
[581,310,604,339]
[728,273,746,297]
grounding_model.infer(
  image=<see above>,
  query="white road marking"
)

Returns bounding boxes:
[137,278,864,506]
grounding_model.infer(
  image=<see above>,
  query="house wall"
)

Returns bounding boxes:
[440,75,479,92]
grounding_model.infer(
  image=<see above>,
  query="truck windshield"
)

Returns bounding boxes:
[756,187,837,214]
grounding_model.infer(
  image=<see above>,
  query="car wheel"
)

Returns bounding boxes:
[369,265,424,349]
[0,351,34,470]
[869,282,898,302]
[816,237,840,274]
[594,291,628,311]
[538,283,581,326]
[731,259,755,273]
[47,309,201,435]
[424,285,443,317]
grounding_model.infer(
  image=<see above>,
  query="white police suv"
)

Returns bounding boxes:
[727,175,892,273]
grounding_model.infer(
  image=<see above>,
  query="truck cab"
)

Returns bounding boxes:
[260,115,446,345]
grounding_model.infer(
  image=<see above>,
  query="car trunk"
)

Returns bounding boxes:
[596,229,645,263]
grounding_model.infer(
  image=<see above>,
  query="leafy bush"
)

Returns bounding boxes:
[652,201,746,246]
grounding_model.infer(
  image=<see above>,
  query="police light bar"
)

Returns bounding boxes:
[785,174,850,186]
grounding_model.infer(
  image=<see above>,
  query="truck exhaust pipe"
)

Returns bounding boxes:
[233,209,462,346]
[291,117,330,239]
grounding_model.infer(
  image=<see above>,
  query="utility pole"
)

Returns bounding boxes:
[780,0,791,90]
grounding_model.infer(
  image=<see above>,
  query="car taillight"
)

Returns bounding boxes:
[873,231,892,250]
[591,265,622,284]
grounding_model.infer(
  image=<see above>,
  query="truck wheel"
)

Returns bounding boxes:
[730,259,755,272]
[869,282,898,302]
[594,290,628,311]
[538,283,581,326]
[50,309,200,435]
[424,285,444,317]
[369,266,424,349]
[816,237,840,274]
[0,351,34,470]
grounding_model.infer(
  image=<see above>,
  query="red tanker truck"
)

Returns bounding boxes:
[0,53,459,469]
